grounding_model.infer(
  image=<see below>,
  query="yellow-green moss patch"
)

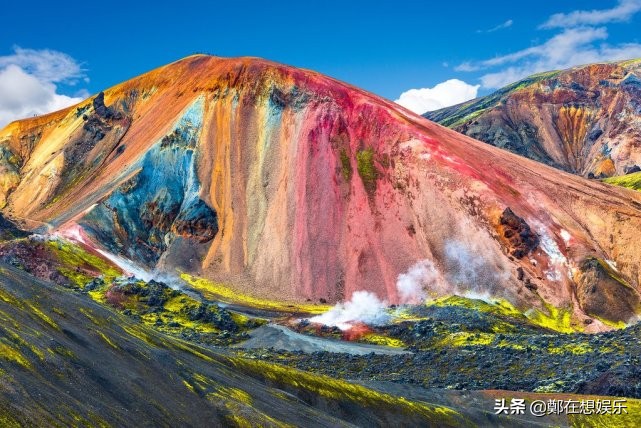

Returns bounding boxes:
[356,147,378,193]
[525,303,578,333]
[181,273,331,314]
[604,171,641,191]
[360,334,405,348]
[227,357,472,427]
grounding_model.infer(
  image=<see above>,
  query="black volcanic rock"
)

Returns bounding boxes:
[0,213,29,242]
[500,208,539,258]
[625,165,641,174]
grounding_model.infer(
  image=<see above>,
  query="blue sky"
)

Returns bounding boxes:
[1,0,641,124]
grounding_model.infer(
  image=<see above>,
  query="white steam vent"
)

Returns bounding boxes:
[309,259,441,330]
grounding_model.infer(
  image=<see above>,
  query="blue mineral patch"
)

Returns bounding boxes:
[80,98,217,265]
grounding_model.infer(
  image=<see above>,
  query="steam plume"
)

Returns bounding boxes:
[308,291,390,330]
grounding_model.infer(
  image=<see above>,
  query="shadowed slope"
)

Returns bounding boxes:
[0,261,478,427]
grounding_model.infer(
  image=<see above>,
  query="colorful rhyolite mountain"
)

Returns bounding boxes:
[425,59,641,178]
[1,55,641,331]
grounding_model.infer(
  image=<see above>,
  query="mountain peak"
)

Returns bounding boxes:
[2,56,641,331]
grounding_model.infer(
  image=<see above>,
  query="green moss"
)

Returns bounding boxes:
[57,268,94,289]
[182,379,196,394]
[86,276,263,347]
[428,295,581,333]
[27,303,59,330]
[221,412,253,428]
[547,342,592,355]
[447,108,488,128]
[88,289,106,304]
[227,357,473,426]
[50,345,75,359]
[95,330,119,350]
[569,398,641,427]
[593,315,627,330]
[181,273,330,314]
[525,303,578,333]
[497,340,526,351]
[339,148,352,181]
[437,332,494,347]
[212,386,253,405]
[79,308,107,327]
[46,240,120,288]
[6,331,45,360]
[0,412,22,428]
[0,288,22,308]
[356,147,378,194]
[51,307,66,317]
[170,339,214,362]
[620,58,641,68]
[604,171,641,191]
[429,295,523,319]
[0,341,31,368]
[434,69,562,128]
[593,257,635,291]
[360,334,405,348]
[122,325,162,348]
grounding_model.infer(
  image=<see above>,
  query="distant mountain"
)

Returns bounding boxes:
[425,59,641,178]
[2,55,641,329]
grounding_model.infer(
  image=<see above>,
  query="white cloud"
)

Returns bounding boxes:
[0,47,87,128]
[477,19,513,33]
[454,62,480,72]
[456,0,641,90]
[455,2,641,89]
[476,27,641,88]
[395,79,480,114]
[541,0,641,29]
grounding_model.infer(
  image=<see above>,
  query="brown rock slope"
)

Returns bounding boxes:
[1,55,641,330]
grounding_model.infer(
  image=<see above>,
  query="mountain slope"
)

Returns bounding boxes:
[2,55,641,330]
[0,261,481,427]
[4,259,638,427]
[425,59,641,178]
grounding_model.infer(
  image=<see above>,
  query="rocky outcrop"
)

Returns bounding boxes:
[0,213,28,242]
[59,92,130,195]
[575,258,641,324]
[499,208,539,258]
[91,91,120,120]
[0,145,21,208]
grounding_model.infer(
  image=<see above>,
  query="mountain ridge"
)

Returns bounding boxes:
[425,58,641,178]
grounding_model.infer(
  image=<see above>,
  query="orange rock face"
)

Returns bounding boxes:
[1,55,641,330]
